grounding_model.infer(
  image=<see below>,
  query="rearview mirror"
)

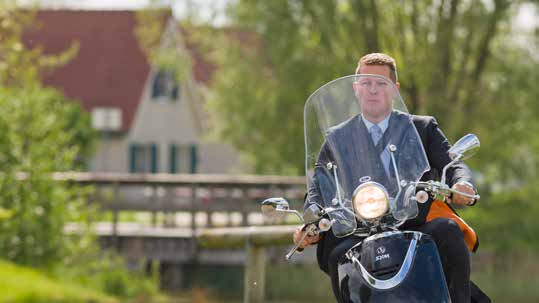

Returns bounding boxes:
[261,197,290,219]
[261,197,303,222]
[449,134,480,161]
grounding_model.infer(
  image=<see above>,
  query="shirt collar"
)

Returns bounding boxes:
[361,113,390,133]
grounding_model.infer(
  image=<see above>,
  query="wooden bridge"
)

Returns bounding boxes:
[59,172,312,302]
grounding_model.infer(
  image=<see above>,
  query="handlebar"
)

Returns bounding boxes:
[414,181,480,202]
[449,187,481,201]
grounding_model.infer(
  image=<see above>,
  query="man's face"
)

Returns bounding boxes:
[353,65,400,123]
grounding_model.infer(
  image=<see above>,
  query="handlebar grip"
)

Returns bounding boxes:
[450,188,480,200]
[287,224,319,260]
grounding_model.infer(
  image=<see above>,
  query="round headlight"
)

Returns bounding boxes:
[352,182,389,220]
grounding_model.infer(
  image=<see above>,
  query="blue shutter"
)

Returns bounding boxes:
[129,144,137,173]
[169,144,177,174]
[151,144,158,173]
[151,72,161,98]
[171,83,179,100]
[190,144,198,174]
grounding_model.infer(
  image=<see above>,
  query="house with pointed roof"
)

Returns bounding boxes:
[23,9,245,174]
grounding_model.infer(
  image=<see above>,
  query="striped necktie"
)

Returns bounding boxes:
[370,124,383,146]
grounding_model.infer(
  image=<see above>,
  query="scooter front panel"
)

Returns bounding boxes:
[337,231,451,303]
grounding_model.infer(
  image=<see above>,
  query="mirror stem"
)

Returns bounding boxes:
[441,154,462,185]
[282,210,304,222]
[331,164,343,207]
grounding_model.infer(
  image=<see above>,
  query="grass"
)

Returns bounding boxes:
[0,260,116,303]
[4,249,535,303]
[471,252,539,303]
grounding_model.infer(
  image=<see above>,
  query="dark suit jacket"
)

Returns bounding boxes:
[305,113,474,274]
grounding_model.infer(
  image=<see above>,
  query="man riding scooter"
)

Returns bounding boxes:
[294,53,486,303]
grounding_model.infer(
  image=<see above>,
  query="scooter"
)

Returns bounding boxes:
[261,75,489,302]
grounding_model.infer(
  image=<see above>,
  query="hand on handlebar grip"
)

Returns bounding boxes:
[288,225,320,260]
[448,183,480,205]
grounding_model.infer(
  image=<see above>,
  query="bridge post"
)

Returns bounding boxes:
[111,181,119,249]
[243,238,266,303]
[190,183,200,263]
[190,184,197,231]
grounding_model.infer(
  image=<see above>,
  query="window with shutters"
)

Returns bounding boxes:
[129,144,158,173]
[151,70,179,101]
[169,144,198,174]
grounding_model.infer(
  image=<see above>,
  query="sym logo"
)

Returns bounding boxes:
[375,246,389,262]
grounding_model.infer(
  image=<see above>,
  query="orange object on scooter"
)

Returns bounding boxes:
[426,199,479,252]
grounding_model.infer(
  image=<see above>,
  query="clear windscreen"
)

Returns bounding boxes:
[304,75,430,237]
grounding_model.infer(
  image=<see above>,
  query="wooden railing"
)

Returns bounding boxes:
[56,172,308,303]
[54,172,306,229]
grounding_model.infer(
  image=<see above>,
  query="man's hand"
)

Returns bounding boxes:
[448,181,476,205]
[293,226,321,249]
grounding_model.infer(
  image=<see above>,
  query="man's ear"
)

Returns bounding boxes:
[396,81,401,91]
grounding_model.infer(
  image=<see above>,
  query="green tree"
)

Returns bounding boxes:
[0,3,97,266]
[0,85,95,266]
[461,27,539,254]
[0,5,163,301]
[190,0,537,177]
[185,0,539,253]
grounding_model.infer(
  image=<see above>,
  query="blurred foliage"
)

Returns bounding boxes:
[0,3,80,88]
[464,181,539,254]
[180,0,539,252]
[49,249,161,301]
[471,251,539,302]
[0,6,165,302]
[0,79,97,268]
[0,207,12,220]
[191,0,538,176]
[0,3,96,267]
[0,2,95,167]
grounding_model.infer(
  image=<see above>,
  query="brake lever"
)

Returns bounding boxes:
[286,224,318,260]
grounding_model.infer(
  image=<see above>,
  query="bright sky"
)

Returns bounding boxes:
[514,3,538,32]
[20,0,231,24]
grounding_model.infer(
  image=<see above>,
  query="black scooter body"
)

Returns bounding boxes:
[337,231,451,303]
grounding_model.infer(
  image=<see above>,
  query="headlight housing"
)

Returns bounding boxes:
[352,182,390,220]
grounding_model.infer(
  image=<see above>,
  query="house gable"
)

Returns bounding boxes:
[22,9,246,174]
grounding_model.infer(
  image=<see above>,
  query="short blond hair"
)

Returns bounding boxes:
[355,53,398,82]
